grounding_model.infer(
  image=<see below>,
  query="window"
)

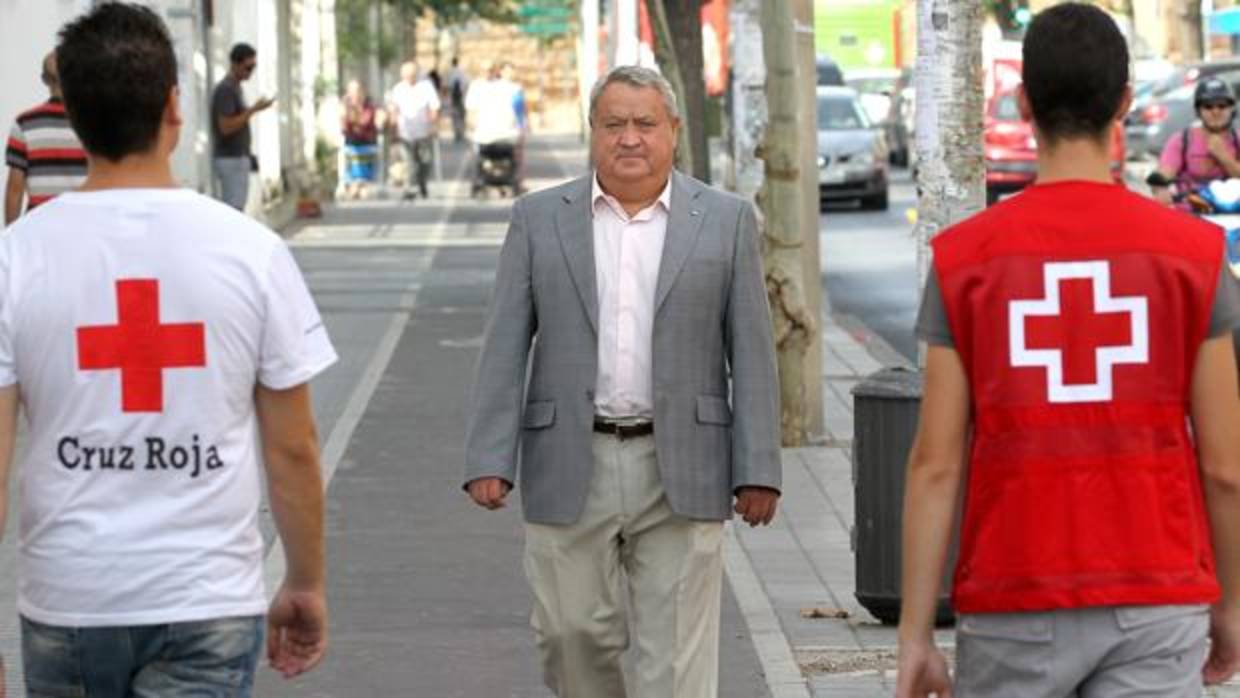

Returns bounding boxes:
[818,96,869,130]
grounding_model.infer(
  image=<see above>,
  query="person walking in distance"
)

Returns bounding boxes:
[897,4,1240,696]
[388,61,439,200]
[0,5,337,695]
[465,65,782,697]
[211,42,273,211]
[447,57,469,143]
[4,52,88,225]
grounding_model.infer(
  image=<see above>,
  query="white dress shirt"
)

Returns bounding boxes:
[591,174,671,420]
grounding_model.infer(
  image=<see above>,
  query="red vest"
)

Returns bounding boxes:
[933,181,1223,613]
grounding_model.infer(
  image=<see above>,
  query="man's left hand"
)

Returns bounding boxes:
[734,487,779,527]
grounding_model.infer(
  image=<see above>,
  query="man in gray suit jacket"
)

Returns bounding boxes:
[464,65,782,698]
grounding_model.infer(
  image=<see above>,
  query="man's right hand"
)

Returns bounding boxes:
[1206,603,1240,684]
[252,96,276,113]
[267,583,328,679]
[895,639,953,698]
[467,477,511,510]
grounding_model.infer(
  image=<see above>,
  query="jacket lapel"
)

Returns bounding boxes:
[554,177,598,334]
[655,171,707,313]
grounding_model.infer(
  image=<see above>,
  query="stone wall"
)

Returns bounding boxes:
[411,15,583,134]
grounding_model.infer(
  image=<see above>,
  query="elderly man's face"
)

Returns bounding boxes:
[591,83,679,191]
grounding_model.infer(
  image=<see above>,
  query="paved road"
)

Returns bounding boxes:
[820,169,920,363]
[257,136,771,696]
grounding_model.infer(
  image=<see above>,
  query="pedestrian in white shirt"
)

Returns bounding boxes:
[465,60,522,195]
[388,61,440,200]
[0,5,336,696]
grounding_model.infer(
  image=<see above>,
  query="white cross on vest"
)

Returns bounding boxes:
[1009,260,1149,403]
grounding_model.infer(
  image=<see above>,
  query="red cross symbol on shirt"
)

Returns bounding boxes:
[77,279,206,413]
[1009,261,1148,403]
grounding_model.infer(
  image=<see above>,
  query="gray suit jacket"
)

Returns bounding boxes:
[464,170,781,524]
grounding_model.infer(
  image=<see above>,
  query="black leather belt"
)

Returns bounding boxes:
[593,419,654,439]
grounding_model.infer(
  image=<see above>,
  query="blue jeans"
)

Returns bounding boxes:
[21,614,264,697]
[213,156,251,211]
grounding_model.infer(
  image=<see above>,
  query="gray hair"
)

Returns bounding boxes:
[588,65,680,123]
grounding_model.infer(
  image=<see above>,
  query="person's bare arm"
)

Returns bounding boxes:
[255,382,327,678]
[4,170,25,226]
[1189,334,1240,684]
[0,385,19,543]
[895,345,970,698]
[218,97,274,138]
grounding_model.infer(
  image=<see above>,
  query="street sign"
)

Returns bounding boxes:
[521,21,572,36]
[518,1,572,18]
[519,1,573,37]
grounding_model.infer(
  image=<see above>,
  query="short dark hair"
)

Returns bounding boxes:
[57,2,177,162]
[1022,2,1128,143]
[230,43,256,65]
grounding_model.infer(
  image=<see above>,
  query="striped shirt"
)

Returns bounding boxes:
[5,99,88,211]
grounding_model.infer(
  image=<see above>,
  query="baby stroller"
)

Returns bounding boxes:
[471,142,519,198]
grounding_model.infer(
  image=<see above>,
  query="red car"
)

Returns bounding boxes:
[985,91,1125,205]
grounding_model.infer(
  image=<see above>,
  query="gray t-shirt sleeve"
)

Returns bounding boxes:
[915,270,955,347]
[1209,262,1240,337]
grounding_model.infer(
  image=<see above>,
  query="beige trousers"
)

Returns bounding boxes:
[523,432,725,698]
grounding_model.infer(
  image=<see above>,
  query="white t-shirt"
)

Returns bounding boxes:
[465,78,521,145]
[390,78,441,141]
[1,188,337,627]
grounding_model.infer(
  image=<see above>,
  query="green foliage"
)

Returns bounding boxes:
[385,0,518,25]
[336,0,519,72]
[987,0,1030,37]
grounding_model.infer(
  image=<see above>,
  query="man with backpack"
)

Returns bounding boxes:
[447,58,469,143]
[1150,77,1240,206]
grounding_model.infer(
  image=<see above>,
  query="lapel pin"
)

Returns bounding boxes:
[691,209,700,217]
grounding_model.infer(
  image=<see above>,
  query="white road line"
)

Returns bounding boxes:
[263,288,418,591]
[724,524,813,698]
[264,147,474,592]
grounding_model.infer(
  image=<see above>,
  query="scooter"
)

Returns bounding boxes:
[1186,179,1240,278]
[1147,173,1240,278]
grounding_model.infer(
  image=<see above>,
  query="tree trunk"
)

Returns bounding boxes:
[645,1,695,177]
[1180,0,1205,62]
[728,0,765,203]
[793,0,824,440]
[664,0,709,182]
[760,0,815,446]
[915,0,985,366]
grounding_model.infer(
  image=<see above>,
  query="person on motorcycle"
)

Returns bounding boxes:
[1150,77,1240,205]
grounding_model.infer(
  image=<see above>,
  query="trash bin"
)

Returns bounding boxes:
[851,367,955,625]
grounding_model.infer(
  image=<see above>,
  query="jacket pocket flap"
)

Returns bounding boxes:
[522,400,556,429]
[695,395,732,425]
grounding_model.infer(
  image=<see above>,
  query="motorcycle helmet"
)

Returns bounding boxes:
[1195,77,1237,110]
